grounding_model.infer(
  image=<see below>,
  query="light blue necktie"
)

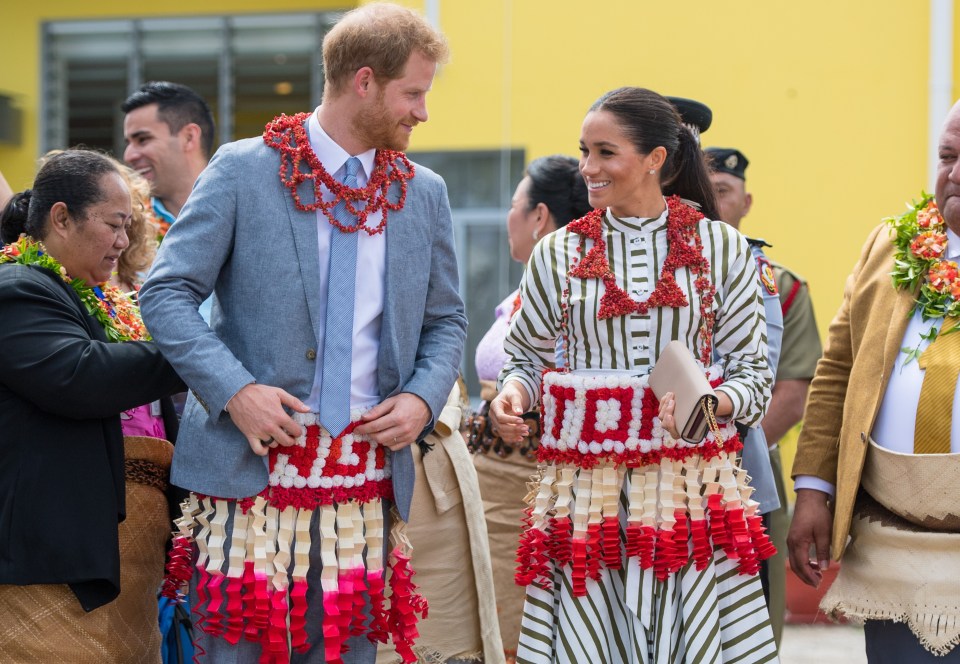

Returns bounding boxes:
[319,157,361,436]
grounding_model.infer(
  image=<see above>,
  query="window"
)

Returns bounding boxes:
[42,12,339,155]
[408,150,525,398]
[42,16,525,404]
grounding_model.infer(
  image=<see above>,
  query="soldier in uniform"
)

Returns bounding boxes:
[706,146,824,648]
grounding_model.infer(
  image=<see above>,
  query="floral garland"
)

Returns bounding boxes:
[889,193,960,318]
[263,112,415,236]
[888,193,960,360]
[0,235,149,342]
[564,196,717,363]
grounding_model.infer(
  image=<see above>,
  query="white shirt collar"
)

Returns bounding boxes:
[948,227,960,261]
[306,109,376,181]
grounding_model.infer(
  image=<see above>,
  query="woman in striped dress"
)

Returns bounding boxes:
[490,87,779,664]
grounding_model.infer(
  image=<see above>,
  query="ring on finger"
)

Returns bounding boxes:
[261,437,274,445]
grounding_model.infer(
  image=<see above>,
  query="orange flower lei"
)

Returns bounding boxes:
[563,196,716,363]
[263,112,415,236]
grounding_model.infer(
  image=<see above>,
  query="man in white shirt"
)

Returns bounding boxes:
[788,100,960,662]
[139,4,466,663]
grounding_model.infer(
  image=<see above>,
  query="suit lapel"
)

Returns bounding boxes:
[378,199,401,398]
[284,185,323,342]
[881,285,918,377]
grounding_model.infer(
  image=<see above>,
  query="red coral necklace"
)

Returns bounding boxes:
[263,112,415,236]
[565,196,717,363]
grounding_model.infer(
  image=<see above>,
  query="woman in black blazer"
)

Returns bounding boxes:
[0,150,185,662]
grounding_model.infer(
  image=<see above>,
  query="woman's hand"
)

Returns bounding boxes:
[489,382,531,444]
[658,390,735,440]
[657,391,679,439]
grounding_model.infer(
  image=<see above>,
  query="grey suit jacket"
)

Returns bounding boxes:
[139,136,467,521]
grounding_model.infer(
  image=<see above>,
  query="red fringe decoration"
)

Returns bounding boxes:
[689,518,712,571]
[548,517,573,567]
[366,570,390,644]
[263,587,291,664]
[387,549,428,664]
[601,516,621,570]
[749,514,778,562]
[204,573,226,637]
[514,512,552,589]
[516,492,778,593]
[160,534,194,600]
[570,538,588,596]
[223,575,245,645]
[585,523,604,582]
[321,590,343,664]
[289,579,310,653]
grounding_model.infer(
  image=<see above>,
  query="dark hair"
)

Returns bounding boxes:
[589,87,719,220]
[0,150,119,244]
[121,81,216,159]
[525,155,592,228]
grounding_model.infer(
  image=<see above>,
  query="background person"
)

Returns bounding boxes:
[376,377,503,664]
[122,81,215,231]
[706,145,822,647]
[139,4,466,662]
[788,100,960,662]
[0,150,184,662]
[490,87,777,663]
[468,154,590,662]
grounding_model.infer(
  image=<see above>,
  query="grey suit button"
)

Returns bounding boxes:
[861,432,867,443]
[306,349,317,360]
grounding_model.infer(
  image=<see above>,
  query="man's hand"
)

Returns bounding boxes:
[787,488,834,588]
[489,382,531,444]
[355,393,431,451]
[226,383,310,456]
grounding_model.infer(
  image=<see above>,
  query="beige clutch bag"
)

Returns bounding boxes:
[648,340,719,443]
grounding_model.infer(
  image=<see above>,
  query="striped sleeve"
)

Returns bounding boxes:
[499,231,566,406]
[709,223,772,425]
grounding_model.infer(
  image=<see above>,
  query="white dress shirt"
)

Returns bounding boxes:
[795,227,960,496]
[303,110,385,412]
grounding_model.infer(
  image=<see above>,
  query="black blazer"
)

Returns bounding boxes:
[0,264,184,611]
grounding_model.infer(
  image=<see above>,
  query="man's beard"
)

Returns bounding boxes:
[351,92,411,152]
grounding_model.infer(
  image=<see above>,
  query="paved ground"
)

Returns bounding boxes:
[780,624,867,664]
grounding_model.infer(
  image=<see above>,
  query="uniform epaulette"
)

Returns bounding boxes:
[745,236,772,249]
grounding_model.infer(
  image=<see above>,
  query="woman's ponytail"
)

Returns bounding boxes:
[664,127,719,221]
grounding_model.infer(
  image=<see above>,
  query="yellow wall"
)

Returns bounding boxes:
[2,1,960,379]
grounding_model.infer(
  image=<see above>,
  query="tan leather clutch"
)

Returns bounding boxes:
[648,340,718,443]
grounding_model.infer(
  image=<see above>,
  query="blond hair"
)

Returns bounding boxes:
[322,2,449,97]
[110,159,159,289]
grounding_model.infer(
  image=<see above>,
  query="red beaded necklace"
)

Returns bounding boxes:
[565,196,717,363]
[263,112,415,236]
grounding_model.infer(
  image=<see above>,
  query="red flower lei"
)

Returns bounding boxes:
[565,196,717,363]
[263,112,415,235]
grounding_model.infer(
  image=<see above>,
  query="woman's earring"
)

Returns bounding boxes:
[532,230,540,240]
[649,169,656,175]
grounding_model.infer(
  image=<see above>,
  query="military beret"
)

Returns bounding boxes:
[665,96,713,141]
[704,147,749,180]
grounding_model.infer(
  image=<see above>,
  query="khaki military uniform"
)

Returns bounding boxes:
[766,261,822,645]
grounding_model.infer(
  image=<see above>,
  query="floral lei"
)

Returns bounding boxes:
[263,112,415,235]
[888,193,960,360]
[563,196,716,364]
[0,235,149,342]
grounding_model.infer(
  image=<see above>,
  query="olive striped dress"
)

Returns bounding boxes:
[501,205,779,664]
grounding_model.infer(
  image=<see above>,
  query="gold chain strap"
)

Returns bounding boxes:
[701,399,725,444]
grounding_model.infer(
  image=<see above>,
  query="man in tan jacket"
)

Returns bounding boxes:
[789,100,960,662]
